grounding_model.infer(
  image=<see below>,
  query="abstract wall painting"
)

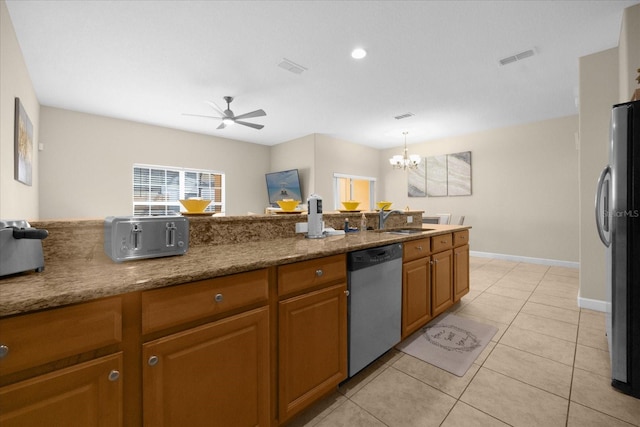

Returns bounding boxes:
[426,155,448,197]
[14,98,33,186]
[407,157,426,197]
[447,151,472,196]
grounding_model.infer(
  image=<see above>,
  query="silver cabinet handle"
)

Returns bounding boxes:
[416,246,423,251]
[344,290,350,296]
[0,344,8,359]
[148,355,159,366]
[214,293,223,303]
[108,370,120,381]
[315,269,323,277]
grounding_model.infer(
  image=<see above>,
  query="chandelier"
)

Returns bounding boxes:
[389,131,421,170]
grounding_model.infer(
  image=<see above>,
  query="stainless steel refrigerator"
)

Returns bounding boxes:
[595,99,640,398]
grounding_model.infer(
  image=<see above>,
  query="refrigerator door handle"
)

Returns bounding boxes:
[595,165,611,247]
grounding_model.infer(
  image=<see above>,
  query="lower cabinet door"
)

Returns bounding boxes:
[431,249,453,317]
[142,307,269,427]
[278,283,347,424]
[454,244,470,301]
[0,353,123,427]
[402,257,431,339]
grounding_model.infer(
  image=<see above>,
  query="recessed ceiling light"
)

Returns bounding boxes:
[351,48,367,59]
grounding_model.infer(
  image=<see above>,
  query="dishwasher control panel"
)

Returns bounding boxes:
[347,243,403,271]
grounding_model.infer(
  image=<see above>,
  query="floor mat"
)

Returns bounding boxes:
[396,313,498,376]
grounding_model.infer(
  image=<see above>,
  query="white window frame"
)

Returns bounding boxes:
[133,163,225,215]
[332,173,376,211]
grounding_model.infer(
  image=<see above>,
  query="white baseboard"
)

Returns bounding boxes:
[577,297,607,312]
[469,251,580,269]
[470,251,607,312]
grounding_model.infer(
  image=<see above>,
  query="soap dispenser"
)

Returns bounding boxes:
[360,213,367,232]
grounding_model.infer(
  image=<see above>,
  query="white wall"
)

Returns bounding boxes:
[379,116,580,263]
[38,107,271,218]
[577,3,640,309]
[270,133,381,209]
[619,4,640,101]
[269,134,315,204]
[313,134,380,209]
[0,0,40,220]
[578,48,619,307]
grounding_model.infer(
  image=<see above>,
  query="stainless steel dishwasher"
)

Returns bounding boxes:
[347,243,403,377]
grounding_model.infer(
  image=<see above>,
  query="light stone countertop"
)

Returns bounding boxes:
[0,217,469,318]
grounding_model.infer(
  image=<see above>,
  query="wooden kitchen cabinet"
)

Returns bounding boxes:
[401,237,432,339]
[452,230,470,302]
[142,307,269,427]
[431,233,454,318]
[432,250,454,317]
[141,269,270,427]
[0,297,124,426]
[0,297,123,378]
[453,245,470,302]
[0,353,123,426]
[402,257,431,339]
[277,255,347,424]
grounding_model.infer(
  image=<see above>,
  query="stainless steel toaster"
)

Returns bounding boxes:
[104,216,189,262]
[0,220,48,277]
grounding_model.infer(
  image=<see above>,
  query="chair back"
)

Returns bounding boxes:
[437,213,451,224]
[422,216,440,224]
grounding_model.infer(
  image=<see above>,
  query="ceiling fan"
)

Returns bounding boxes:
[184,96,266,130]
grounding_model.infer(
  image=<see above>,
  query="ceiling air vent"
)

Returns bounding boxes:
[394,112,415,120]
[499,49,535,66]
[278,58,307,74]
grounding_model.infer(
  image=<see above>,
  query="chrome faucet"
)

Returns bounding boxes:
[379,209,402,229]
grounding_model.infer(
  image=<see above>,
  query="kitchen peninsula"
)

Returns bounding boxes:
[0,212,470,426]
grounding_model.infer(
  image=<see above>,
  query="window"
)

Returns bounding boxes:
[333,173,376,210]
[133,164,225,215]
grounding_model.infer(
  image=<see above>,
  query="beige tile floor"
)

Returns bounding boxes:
[285,257,640,427]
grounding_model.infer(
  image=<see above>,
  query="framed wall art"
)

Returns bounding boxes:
[407,157,426,197]
[14,97,33,186]
[426,155,447,197]
[447,151,472,196]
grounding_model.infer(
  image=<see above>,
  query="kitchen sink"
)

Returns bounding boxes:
[377,228,432,235]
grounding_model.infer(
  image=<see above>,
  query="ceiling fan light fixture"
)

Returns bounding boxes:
[222,117,235,125]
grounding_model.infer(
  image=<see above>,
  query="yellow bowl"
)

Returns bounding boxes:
[179,199,211,213]
[341,201,360,211]
[376,201,392,211]
[276,199,301,211]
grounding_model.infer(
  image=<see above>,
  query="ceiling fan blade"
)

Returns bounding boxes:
[216,122,226,130]
[233,109,266,120]
[182,113,222,119]
[205,100,226,116]
[235,120,264,130]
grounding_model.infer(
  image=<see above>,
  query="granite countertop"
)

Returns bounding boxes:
[0,222,469,318]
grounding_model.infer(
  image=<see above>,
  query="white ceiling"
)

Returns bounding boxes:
[6,0,639,149]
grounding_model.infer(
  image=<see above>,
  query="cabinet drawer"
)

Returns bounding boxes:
[278,254,346,297]
[0,297,122,377]
[431,233,453,253]
[403,238,431,262]
[453,230,469,247]
[142,269,269,334]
